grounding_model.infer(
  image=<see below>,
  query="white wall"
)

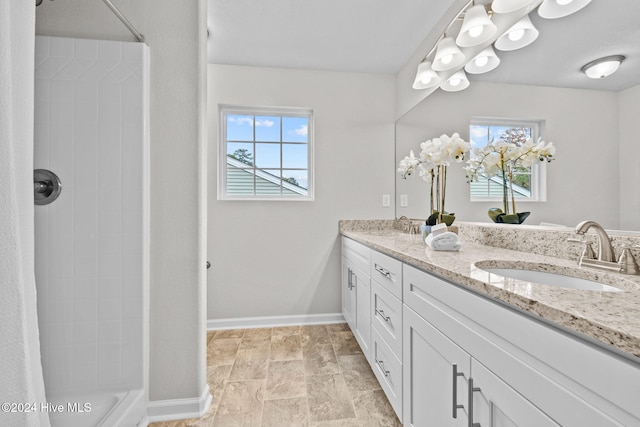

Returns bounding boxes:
[396,81,620,229]
[208,64,395,321]
[36,0,208,406]
[618,84,640,231]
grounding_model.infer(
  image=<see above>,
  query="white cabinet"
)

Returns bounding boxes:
[370,248,404,421]
[342,237,371,359]
[371,328,403,417]
[471,359,560,427]
[403,305,469,427]
[341,237,640,427]
[403,305,559,427]
[403,264,639,427]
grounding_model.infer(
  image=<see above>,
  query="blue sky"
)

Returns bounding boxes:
[226,114,309,188]
[470,125,531,148]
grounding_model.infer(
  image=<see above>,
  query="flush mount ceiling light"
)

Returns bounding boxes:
[491,0,539,14]
[412,61,442,89]
[465,46,501,74]
[581,55,625,79]
[538,0,592,19]
[433,37,466,71]
[456,4,498,48]
[440,70,470,92]
[494,15,539,51]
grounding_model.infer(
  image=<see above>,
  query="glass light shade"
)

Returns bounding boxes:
[432,37,466,71]
[581,55,625,79]
[494,15,539,51]
[465,46,501,74]
[491,0,540,14]
[440,70,470,92]
[455,5,497,48]
[538,0,592,19]
[412,61,442,90]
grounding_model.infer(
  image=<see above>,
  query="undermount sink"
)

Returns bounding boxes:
[483,267,623,292]
[473,261,629,293]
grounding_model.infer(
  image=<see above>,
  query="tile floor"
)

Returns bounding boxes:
[149,323,401,427]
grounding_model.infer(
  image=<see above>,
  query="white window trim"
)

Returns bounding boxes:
[470,117,547,203]
[218,104,314,201]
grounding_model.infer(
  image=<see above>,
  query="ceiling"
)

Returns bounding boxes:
[208,0,457,74]
[208,0,640,91]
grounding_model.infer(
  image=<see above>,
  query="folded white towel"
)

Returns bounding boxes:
[425,231,461,251]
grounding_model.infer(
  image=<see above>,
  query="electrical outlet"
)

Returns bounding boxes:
[400,194,408,207]
[382,194,391,207]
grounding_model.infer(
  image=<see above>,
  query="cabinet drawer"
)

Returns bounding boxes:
[342,237,370,273]
[370,250,402,300]
[371,328,402,421]
[372,280,402,359]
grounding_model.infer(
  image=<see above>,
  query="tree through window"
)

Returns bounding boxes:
[469,118,547,203]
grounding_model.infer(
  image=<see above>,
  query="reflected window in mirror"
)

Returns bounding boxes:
[469,117,547,203]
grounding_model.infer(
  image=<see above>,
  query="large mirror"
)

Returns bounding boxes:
[396,0,640,232]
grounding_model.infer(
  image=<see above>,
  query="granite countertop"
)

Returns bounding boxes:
[339,220,640,361]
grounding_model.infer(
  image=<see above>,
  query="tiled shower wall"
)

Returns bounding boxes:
[34,36,148,395]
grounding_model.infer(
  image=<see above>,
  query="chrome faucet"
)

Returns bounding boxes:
[572,220,640,275]
[575,220,616,262]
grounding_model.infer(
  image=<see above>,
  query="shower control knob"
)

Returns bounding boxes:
[34,169,62,206]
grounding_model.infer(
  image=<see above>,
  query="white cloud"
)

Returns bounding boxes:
[470,126,487,139]
[255,119,274,127]
[229,117,253,126]
[292,124,308,136]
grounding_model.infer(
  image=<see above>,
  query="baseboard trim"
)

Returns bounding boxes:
[146,384,212,423]
[207,313,345,331]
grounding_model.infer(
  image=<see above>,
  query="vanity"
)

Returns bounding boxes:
[340,220,640,427]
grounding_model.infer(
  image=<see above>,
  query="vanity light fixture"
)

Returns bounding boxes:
[411,0,592,93]
[465,46,501,74]
[456,4,498,48]
[494,15,539,51]
[433,37,466,71]
[538,0,591,19]
[412,60,442,89]
[581,55,625,79]
[441,70,470,92]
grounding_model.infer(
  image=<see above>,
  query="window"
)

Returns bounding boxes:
[219,105,313,200]
[469,118,547,202]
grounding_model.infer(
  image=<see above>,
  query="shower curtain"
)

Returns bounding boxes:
[0,1,50,426]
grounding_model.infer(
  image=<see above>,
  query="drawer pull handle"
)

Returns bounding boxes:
[452,364,465,419]
[468,377,482,427]
[375,308,390,322]
[347,268,355,290]
[374,263,392,279]
[375,358,390,377]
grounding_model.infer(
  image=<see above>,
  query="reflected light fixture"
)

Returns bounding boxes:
[456,4,497,48]
[433,37,466,71]
[581,55,625,79]
[495,15,539,51]
[538,0,592,19]
[465,46,500,74]
[440,70,470,92]
[412,61,442,89]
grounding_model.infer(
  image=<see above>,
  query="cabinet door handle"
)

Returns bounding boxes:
[452,364,465,419]
[375,308,390,322]
[468,377,482,427]
[374,263,392,279]
[347,268,355,290]
[375,358,390,377]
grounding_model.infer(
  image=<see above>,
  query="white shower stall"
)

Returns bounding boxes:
[33,35,149,427]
